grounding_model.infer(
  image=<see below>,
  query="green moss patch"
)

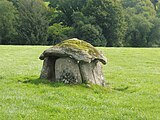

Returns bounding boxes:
[55,39,100,57]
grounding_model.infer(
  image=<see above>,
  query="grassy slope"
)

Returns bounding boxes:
[0,46,160,120]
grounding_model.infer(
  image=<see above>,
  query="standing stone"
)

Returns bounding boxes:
[79,61,105,86]
[40,57,50,79]
[40,57,57,81]
[55,57,82,84]
[93,62,105,86]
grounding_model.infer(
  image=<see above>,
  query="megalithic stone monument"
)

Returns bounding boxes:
[39,38,107,86]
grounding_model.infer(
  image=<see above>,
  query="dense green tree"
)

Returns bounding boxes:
[82,0,126,46]
[48,0,126,46]
[15,0,49,44]
[1,0,160,47]
[49,0,87,26]
[150,0,159,10]
[121,0,160,47]
[0,0,18,44]
[125,14,153,47]
[71,11,106,46]
[148,17,160,46]
[77,24,106,46]
[122,0,156,18]
[48,23,74,45]
[155,1,160,17]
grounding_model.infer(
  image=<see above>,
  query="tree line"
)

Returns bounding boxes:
[0,0,160,47]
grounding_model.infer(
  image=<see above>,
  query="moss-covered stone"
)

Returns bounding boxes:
[40,38,107,64]
[55,38,100,57]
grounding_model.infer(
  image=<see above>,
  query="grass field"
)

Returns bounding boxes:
[0,46,160,120]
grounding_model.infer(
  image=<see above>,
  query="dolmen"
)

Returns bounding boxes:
[39,38,107,86]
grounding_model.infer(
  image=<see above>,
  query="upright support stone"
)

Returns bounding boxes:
[93,62,105,86]
[55,57,82,84]
[40,57,57,81]
[40,57,50,79]
[79,61,105,86]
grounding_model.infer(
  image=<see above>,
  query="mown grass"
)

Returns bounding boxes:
[0,46,160,120]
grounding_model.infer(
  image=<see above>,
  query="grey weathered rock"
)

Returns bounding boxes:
[40,57,57,81]
[79,60,105,86]
[40,57,49,79]
[39,38,107,64]
[55,57,82,84]
[39,38,107,86]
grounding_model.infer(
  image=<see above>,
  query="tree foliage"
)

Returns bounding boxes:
[15,0,49,44]
[48,0,126,46]
[48,23,73,45]
[122,0,160,47]
[0,0,18,44]
[0,0,160,47]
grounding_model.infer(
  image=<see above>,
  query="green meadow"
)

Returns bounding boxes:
[0,46,160,120]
